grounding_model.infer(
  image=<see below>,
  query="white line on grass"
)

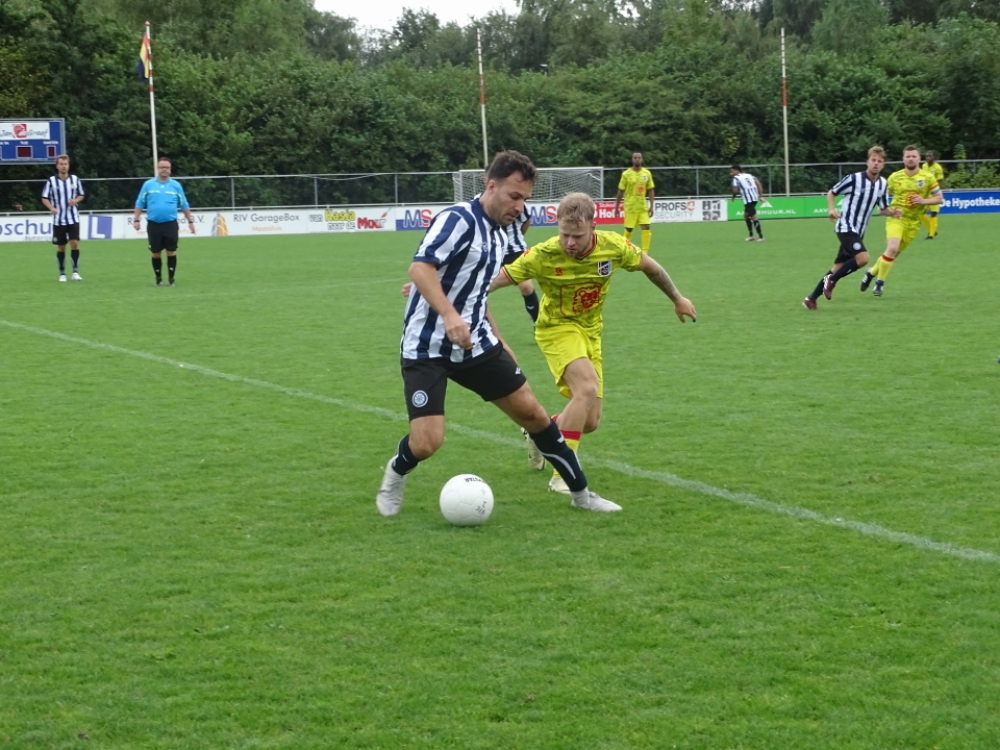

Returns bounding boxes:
[3,318,996,564]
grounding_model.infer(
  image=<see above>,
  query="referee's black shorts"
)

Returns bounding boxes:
[147,219,180,253]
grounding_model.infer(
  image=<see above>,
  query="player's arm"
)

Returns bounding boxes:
[183,208,196,233]
[647,187,655,214]
[826,189,840,220]
[132,196,145,230]
[488,268,516,293]
[520,218,531,236]
[910,188,943,207]
[485,306,519,364]
[409,261,472,349]
[637,253,696,323]
[41,197,57,215]
[614,189,624,216]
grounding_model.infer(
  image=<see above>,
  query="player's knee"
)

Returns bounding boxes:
[583,412,602,434]
[408,432,443,459]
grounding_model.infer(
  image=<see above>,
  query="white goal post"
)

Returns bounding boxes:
[453,167,604,203]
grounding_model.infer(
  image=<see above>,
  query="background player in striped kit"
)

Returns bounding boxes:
[41,155,85,281]
[803,146,901,310]
[730,165,765,241]
[377,151,622,515]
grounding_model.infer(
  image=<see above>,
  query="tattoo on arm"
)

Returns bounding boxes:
[646,266,681,302]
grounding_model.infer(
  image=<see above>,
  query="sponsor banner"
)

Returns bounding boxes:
[653,198,725,223]
[0,213,120,242]
[525,203,559,227]
[306,207,392,233]
[941,191,1000,214]
[726,196,831,220]
[0,121,50,140]
[595,200,619,225]
[394,205,447,231]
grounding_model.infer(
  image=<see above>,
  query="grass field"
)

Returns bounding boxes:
[2,215,999,749]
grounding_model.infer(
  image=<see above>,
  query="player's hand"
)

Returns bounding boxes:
[828,210,840,221]
[189,223,196,234]
[908,193,922,206]
[673,297,697,323]
[401,282,413,298]
[444,312,473,350]
[613,207,620,217]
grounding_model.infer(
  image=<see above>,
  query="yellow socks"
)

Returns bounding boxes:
[641,229,651,253]
[623,228,633,242]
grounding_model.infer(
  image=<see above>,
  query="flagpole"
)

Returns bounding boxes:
[476,28,488,169]
[146,22,159,174]
[781,27,790,197]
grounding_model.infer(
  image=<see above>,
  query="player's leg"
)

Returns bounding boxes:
[376,360,449,516]
[929,207,939,238]
[68,224,81,279]
[751,212,764,240]
[623,208,636,242]
[482,347,619,511]
[148,222,164,284]
[743,205,755,239]
[876,224,917,289]
[518,279,540,322]
[823,233,868,299]
[921,210,933,237]
[53,225,67,280]
[639,222,652,253]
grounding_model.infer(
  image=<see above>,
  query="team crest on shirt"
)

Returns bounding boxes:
[597,260,612,277]
[573,284,602,313]
[917,180,925,187]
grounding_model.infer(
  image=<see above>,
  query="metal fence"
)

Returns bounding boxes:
[1,160,993,213]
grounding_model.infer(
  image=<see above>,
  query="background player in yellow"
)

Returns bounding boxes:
[490,193,696,500]
[613,152,655,252]
[921,150,945,239]
[860,145,942,297]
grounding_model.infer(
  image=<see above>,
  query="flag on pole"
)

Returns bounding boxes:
[137,28,152,80]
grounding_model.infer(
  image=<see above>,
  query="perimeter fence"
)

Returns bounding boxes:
[1,160,995,213]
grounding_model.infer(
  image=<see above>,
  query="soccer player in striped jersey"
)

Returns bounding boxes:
[41,155,85,281]
[921,150,945,239]
[802,146,901,310]
[860,145,942,297]
[377,151,621,515]
[614,152,655,252]
[490,193,696,497]
[730,165,765,241]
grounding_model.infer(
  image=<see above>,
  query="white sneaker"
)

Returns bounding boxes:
[59,274,67,282]
[523,428,545,471]
[571,490,622,512]
[744,237,756,242]
[548,474,571,495]
[376,459,407,516]
[71,272,82,281]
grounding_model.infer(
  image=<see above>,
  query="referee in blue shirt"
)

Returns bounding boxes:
[132,157,195,286]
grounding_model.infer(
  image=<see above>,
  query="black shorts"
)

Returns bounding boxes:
[502,249,525,266]
[52,223,80,245]
[147,220,180,253]
[743,201,758,218]
[834,232,867,264]
[401,344,528,420]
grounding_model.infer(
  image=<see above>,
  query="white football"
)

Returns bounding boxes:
[439,474,494,526]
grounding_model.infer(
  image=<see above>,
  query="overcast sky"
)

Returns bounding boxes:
[317,0,521,32]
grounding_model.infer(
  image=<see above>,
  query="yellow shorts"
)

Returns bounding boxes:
[925,206,941,216]
[623,207,651,228]
[535,323,603,400]
[885,218,920,253]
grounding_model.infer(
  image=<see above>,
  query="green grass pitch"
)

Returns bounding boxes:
[1,215,999,749]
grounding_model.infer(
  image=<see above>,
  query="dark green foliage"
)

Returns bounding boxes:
[2,0,1000,207]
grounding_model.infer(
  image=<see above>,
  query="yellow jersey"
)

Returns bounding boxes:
[922,161,945,184]
[618,168,655,211]
[502,230,643,332]
[887,168,941,223]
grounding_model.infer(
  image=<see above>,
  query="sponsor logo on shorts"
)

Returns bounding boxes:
[412,390,428,408]
[853,242,862,251]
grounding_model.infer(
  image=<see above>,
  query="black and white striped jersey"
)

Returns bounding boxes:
[830,171,889,237]
[731,173,760,204]
[401,197,507,362]
[41,175,85,226]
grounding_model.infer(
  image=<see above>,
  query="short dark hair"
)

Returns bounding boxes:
[903,145,920,154]
[157,156,172,166]
[925,150,936,157]
[730,164,742,171]
[485,150,535,184]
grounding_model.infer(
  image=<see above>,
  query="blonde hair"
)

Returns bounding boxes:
[867,146,886,159]
[557,192,595,226]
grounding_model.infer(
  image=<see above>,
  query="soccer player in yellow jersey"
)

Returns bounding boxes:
[490,193,696,499]
[614,152,655,252]
[921,150,945,239]
[860,145,942,297]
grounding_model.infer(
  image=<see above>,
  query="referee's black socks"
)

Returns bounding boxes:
[152,256,162,280]
[167,255,177,281]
